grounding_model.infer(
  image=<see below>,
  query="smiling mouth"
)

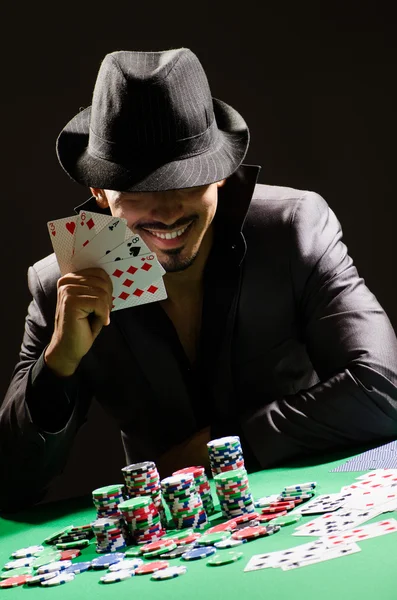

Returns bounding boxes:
[140,221,192,240]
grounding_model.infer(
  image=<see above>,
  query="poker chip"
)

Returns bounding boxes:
[269,513,302,526]
[56,538,90,549]
[40,572,76,586]
[257,510,287,521]
[207,520,237,534]
[100,569,134,583]
[174,533,202,546]
[283,482,317,492]
[60,549,81,560]
[12,545,44,558]
[135,560,169,575]
[159,544,196,559]
[143,542,178,558]
[0,574,33,588]
[231,525,269,541]
[124,547,143,557]
[32,551,62,568]
[108,558,144,571]
[43,526,73,545]
[141,538,177,553]
[213,468,256,520]
[233,512,259,524]
[4,557,35,569]
[63,561,92,574]
[173,466,214,515]
[151,565,187,580]
[161,473,208,531]
[91,552,125,569]
[214,538,246,549]
[0,567,33,579]
[207,551,243,566]
[37,559,72,574]
[26,571,60,585]
[181,546,217,560]
[195,531,231,546]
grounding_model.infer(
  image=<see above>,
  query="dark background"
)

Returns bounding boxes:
[1,2,396,503]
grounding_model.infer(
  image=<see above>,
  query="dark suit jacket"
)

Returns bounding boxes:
[2,164,397,510]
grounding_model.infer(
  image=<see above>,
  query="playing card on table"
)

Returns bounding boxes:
[299,493,348,515]
[293,506,383,537]
[280,542,361,570]
[321,518,397,547]
[47,215,78,275]
[244,540,328,571]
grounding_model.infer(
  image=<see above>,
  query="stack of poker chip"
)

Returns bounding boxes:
[121,461,166,523]
[214,467,256,519]
[118,496,166,545]
[161,473,208,530]
[92,484,126,519]
[90,517,128,553]
[207,436,245,476]
[172,466,214,515]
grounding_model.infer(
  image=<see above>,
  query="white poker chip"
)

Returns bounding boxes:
[100,569,135,583]
[151,566,187,580]
[108,559,144,572]
[214,538,245,549]
[12,545,45,559]
[37,560,72,574]
[27,571,60,585]
[40,573,75,586]
[4,557,35,569]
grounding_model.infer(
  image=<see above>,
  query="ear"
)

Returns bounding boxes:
[216,178,227,188]
[90,187,109,209]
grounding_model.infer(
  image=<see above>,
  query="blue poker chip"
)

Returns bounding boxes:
[63,561,92,574]
[182,546,217,561]
[91,553,125,569]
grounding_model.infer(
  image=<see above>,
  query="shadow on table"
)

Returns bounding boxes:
[0,494,94,525]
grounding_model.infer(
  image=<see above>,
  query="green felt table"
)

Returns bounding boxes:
[1,449,396,599]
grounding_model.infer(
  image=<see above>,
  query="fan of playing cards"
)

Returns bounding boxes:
[47,210,167,311]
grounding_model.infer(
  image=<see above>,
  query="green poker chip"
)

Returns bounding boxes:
[143,542,178,558]
[163,529,194,541]
[124,547,143,557]
[56,539,90,549]
[0,567,34,579]
[32,551,62,568]
[196,532,231,546]
[270,514,302,526]
[43,526,73,545]
[207,551,243,566]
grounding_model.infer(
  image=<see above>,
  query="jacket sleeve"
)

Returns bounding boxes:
[0,265,92,511]
[241,191,397,467]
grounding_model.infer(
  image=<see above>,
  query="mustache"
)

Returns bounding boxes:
[136,215,197,231]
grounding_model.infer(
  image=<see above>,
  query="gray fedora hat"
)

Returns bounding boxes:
[56,48,250,192]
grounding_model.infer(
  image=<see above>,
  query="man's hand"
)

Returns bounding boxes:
[156,426,211,478]
[44,268,113,377]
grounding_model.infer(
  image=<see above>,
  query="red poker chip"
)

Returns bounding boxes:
[60,549,81,560]
[233,512,260,525]
[175,533,202,546]
[207,520,237,534]
[173,466,205,478]
[256,511,287,522]
[232,525,269,540]
[0,575,33,588]
[141,538,176,553]
[261,505,293,514]
[135,560,169,575]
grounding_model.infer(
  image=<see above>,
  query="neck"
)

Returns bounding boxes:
[163,225,214,302]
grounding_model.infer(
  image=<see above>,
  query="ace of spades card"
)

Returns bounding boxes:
[47,210,167,310]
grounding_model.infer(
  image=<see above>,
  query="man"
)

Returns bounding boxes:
[1,48,397,511]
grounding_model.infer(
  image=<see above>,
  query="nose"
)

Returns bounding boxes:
[149,192,184,225]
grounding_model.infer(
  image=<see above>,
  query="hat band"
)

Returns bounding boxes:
[87,118,219,167]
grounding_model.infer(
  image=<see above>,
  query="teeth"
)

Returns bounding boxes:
[144,224,189,240]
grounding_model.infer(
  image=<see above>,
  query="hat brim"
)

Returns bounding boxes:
[56,98,250,192]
